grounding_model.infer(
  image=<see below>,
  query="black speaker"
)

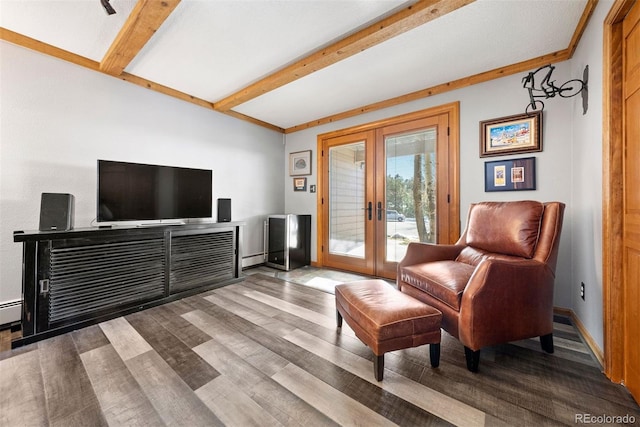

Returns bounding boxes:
[217,198,231,222]
[39,193,74,231]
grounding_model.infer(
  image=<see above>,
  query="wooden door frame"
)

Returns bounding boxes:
[315,101,460,268]
[602,0,635,383]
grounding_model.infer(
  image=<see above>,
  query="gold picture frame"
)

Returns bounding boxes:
[480,111,542,157]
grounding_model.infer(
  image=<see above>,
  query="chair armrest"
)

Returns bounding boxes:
[459,258,556,350]
[398,242,465,269]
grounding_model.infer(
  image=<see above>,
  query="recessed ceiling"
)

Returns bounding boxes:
[0,0,591,132]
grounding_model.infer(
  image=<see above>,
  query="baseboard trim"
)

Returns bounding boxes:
[0,299,21,327]
[554,306,604,368]
[242,253,266,269]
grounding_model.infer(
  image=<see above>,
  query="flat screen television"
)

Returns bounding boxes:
[97,160,212,223]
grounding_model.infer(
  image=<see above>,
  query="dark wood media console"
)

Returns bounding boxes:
[13,222,244,348]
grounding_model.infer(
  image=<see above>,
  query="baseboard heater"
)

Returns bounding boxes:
[0,299,21,328]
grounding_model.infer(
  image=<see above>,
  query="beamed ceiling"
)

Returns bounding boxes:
[0,0,596,134]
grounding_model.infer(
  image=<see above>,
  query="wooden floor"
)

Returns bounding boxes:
[1,270,639,426]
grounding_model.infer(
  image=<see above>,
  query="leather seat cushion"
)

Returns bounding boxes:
[399,261,475,311]
[335,280,441,343]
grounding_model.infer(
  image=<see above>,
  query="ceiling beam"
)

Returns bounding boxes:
[100,0,181,76]
[284,0,599,133]
[284,49,571,133]
[213,0,475,112]
[0,27,284,133]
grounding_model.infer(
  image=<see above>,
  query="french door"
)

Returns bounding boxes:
[318,104,459,279]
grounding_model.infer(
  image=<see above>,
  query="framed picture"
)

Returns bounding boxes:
[485,157,536,192]
[289,150,312,176]
[293,177,307,192]
[480,111,542,157]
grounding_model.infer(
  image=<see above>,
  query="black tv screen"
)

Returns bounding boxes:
[97,160,212,222]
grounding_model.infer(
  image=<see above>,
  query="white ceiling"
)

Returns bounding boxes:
[0,0,589,131]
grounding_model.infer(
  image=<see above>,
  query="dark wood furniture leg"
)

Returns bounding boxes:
[336,309,343,328]
[430,343,440,367]
[540,333,554,353]
[374,354,384,381]
[464,346,480,372]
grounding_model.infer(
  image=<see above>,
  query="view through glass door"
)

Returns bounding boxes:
[319,105,458,279]
[378,128,437,271]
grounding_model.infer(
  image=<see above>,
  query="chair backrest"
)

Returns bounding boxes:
[532,202,566,273]
[456,201,565,272]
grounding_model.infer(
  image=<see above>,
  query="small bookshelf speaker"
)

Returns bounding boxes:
[39,193,75,231]
[217,198,231,222]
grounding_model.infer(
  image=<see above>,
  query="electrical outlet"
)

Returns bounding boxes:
[580,282,585,301]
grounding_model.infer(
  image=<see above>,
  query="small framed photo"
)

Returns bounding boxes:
[289,150,312,176]
[293,177,307,192]
[480,111,542,157]
[485,157,536,192]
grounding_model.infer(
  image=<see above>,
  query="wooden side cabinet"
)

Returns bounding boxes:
[13,222,244,347]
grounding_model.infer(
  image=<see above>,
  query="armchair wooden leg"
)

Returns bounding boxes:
[336,310,343,328]
[464,346,480,372]
[430,343,440,368]
[374,354,384,381]
[540,333,554,353]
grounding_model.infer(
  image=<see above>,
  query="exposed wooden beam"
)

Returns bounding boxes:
[213,0,475,112]
[284,49,571,133]
[1,0,596,136]
[100,0,181,76]
[0,27,99,71]
[284,0,598,133]
[0,27,283,133]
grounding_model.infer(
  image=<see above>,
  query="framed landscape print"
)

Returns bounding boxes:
[480,111,542,157]
[485,157,536,192]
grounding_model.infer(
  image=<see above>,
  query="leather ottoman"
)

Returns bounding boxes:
[335,279,442,381]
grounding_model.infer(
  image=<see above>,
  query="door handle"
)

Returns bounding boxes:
[377,202,383,221]
[366,201,372,220]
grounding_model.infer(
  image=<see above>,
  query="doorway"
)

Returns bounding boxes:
[603,0,640,404]
[316,103,459,280]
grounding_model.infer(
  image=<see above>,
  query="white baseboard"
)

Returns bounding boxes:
[242,253,265,269]
[0,299,21,326]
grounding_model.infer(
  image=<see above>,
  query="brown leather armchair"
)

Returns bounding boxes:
[397,200,565,372]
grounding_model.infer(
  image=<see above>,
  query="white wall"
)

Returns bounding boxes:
[0,41,285,322]
[568,0,612,351]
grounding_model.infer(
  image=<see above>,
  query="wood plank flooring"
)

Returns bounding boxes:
[1,270,639,426]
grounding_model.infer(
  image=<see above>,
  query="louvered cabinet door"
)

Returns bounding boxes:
[169,228,236,294]
[45,237,166,329]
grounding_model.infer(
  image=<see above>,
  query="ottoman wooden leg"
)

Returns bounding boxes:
[430,343,440,368]
[374,354,384,381]
[336,310,343,328]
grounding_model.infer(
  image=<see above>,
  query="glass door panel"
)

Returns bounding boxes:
[384,128,437,263]
[328,141,366,258]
